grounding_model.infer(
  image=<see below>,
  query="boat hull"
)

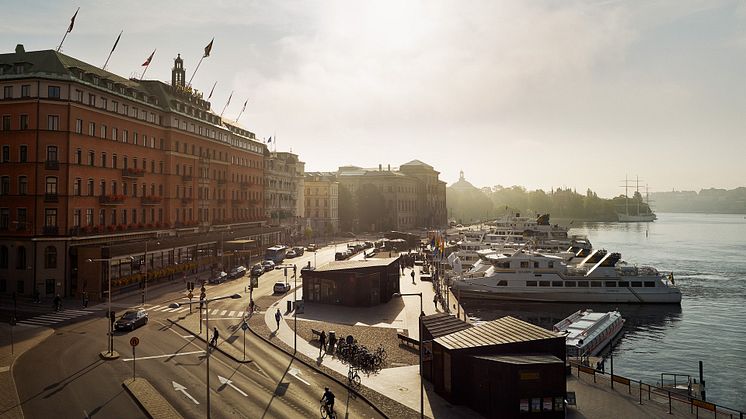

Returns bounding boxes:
[452,286,681,304]
[617,213,657,222]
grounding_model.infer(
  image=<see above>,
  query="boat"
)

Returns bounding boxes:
[451,249,681,303]
[616,176,657,222]
[553,309,625,357]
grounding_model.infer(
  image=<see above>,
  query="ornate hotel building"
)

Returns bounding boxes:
[0,45,281,300]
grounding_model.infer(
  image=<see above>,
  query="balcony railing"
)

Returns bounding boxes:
[217,178,227,186]
[99,195,126,205]
[42,225,59,235]
[231,199,244,207]
[181,174,193,182]
[217,198,226,205]
[181,197,193,205]
[240,181,251,189]
[44,193,59,203]
[141,196,162,205]
[45,160,59,170]
[122,168,145,178]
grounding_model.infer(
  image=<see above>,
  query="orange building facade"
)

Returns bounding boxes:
[0,45,274,299]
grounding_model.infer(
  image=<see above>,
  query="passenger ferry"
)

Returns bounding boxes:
[451,249,681,304]
[553,309,625,357]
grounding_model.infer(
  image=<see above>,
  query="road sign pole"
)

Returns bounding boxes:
[133,346,136,381]
[243,328,246,361]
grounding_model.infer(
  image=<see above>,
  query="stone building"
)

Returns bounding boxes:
[264,151,305,240]
[303,172,338,238]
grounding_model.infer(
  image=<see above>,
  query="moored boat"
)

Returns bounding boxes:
[553,309,625,357]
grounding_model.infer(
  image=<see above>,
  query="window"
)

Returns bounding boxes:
[548,261,554,268]
[605,281,617,287]
[74,148,81,164]
[19,145,27,162]
[577,281,589,287]
[0,176,9,195]
[99,209,105,225]
[112,101,118,112]
[539,280,550,287]
[526,281,537,287]
[565,281,576,287]
[552,281,564,287]
[112,127,118,141]
[47,115,60,131]
[644,281,656,288]
[101,124,107,139]
[0,246,7,268]
[48,86,61,98]
[88,93,96,106]
[520,261,529,268]
[88,151,94,166]
[619,281,629,287]
[89,122,95,136]
[18,176,27,195]
[21,84,30,97]
[86,208,93,226]
[73,209,81,227]
[123,130,128,143]
[20,114,28,130]
[631,281,642,287]
[45,176,58,194]
[87,178,94,196]
[112,154,117,169]
[101,97,107,110]
[3,86,12,99]
[16,246,26,269]
[0,208,8,229]
[1,145,8,161]
[591,281,602,287]
[2,115,11,130]
[44,208,57,228]
[46,145,58,162]
[101,152,107,168]
[75,89,83,102]
[44,246,57,269]
[73,178,81,195]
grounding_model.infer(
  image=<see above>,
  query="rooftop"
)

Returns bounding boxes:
[421,313,473,339]
[434,316,560,350]
[312,257,398,272]
[471,354,564,365]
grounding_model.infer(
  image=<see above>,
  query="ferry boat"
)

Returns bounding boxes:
[553,309,625,357]
[451,249,681,304]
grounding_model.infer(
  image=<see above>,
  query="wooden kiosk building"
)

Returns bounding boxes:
[301,257,400,306]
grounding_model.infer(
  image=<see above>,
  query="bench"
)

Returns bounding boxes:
[397,333,420,349]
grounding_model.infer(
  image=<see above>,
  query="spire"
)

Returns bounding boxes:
[459,170,465,181]
[172,54,185,88]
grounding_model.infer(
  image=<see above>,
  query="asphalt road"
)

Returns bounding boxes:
[13,243,381,419]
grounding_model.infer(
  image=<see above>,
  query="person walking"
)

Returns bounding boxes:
[411,270,416,284]
[82,291,89,308]
[210,327,219,348]
[433,294,438,310]
[319,330,327,356]
[53,294,62,312]
[275,308,282,330]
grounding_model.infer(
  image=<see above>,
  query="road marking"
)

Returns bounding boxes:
[211,309,219,315]
[178,307,189,313]
[218,375,248,396]
[288,367,311,385]
[228,311,236,317]
[15,322,41,328]
[180,335,195,339]
[173,381,199,404]
[220,310,227,316]
[18,319,55,325]
[121,350,205,362]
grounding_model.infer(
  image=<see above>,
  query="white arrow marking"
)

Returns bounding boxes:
[218,375,248,396]
[288,367,310,385]
[172,381,199,404]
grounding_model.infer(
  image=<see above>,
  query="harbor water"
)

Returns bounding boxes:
[462,213,746,411]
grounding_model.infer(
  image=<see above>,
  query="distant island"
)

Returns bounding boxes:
[651,188,746,214]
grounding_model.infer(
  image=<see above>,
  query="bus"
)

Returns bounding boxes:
[264,245,288,263]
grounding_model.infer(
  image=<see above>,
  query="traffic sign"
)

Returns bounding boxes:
[130,336,140,347]
[241,322,248,331]
[188,292,193,299]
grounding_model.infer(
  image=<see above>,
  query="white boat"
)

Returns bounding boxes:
[451,249,681,304]
[553,309,625,357]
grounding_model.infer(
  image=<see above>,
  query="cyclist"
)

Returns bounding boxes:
[320,387,335,416]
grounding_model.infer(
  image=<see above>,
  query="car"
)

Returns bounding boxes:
[273,281,291,293]
[228,265,247,279]
[286,249,297,258]
[208,271,228,284]
[262,260,276,272]
[335,251,346,261]
[307,244,318,252]
[293,246,305,256]
[250,263,264,276]
[115,310,148,331]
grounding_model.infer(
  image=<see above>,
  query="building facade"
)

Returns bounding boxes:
[264,151,305,240]
[303,172,338,238]
[0,45,270,299]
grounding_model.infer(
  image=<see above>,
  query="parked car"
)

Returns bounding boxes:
[209,271,228,284]
[250,263,264,276]
[273,281,291,293]
[286,249,297,258]
[335,251,346,261]
[307,244,318,252]
[228,265,247,279]
[262,260,276,272]
[115,310,148,331]
[292,246,305,256]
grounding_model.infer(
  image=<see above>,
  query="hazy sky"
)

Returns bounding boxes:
[2,0,744,197]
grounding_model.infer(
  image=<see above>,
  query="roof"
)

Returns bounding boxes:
[400,159,433,169]
[434,316,560,351]
[313,257,398,272]
[471,354,564,365]
[421,313,473,339]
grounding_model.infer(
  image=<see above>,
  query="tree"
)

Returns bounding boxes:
[304,226,313,240]
[358,183,386,232]
[338,184,355,232]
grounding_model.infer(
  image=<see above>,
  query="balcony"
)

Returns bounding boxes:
[121,168,145,178]
[181,174,193,182]
[45,160,59,170]
[231,199,244,207]
[217,198,226,205]
[44,193,59,203]
[141,196,162,205]
[239,181,251,189]
[217,178,227,186]
[99,194,126,205]
[181,197,193,205]
[42,225,59,235]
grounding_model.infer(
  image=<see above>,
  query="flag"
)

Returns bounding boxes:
[447,252,457,267]
[203,38,214,58]
[67,8,79,33]
[109,31,122,55]
[207,81,217,100]
[267,136,272,143]
[241,99,247,113]
[142,50,155,66]
[225,91,232,106]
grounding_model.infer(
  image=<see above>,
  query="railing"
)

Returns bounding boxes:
[122,168,145,178]
[181,174,193,182]
[99,195,126,204]
[141,196,162,205]
[181,197,193,205]
[217,178,226,186]
[42,225,59,235]
[45,160,59,170]
[569,361,744,418]
[44,193,59,203]
[239,181,251,189]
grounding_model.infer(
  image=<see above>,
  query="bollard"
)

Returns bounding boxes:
[639,380,642,405]
[668,390,672,414]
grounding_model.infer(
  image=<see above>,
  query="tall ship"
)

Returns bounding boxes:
[617,176,657,222]
[451,249,681,304]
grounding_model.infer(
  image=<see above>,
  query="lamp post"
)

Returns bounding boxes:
[142,240,160,306]
[87,257,113,355]
[393,292,424,419]
[170,293,241,419]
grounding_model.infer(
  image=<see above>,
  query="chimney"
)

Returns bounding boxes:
[15,44,25,54]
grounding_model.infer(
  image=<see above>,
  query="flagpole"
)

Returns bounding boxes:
[102,30,123,70]
[236,100,248,122]
[57,7,79,52]
[187,55,204,87]
[140,49,156,81]
[207,81,217,101]
[220,91,233,118]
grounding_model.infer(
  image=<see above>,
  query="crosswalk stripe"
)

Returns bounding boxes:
[228,311,236,317]
[20,319,56,325]
[36,315,73,321]
[62,309,94,315]
[178,307,189,313]
[220,310,227,316]
[211,309,219,315]
[158,307,172,312]
[16,322,41,328]
[149,305,163,311]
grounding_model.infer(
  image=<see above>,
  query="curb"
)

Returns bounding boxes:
[121,378,183,419]
[246,310,391,419]
[167,319,252,364]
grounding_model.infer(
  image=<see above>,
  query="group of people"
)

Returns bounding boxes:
[316,330,338,357]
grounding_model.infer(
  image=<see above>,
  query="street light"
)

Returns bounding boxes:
[393,292,424,419]
[141,240,160,306]
[87,257,113,355]
[170,293,241,419]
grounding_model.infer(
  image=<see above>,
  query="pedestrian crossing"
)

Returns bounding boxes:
[16,309,96,328]
[145,304,246,318]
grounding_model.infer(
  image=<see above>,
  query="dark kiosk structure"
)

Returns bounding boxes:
[301,258,400,306]
[431,316,566,418]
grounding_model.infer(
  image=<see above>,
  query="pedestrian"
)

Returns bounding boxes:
[328,333,337,354]
[82,291,89,308]
[433,294,438,310]
[33,289,40,304]
[53,294,62,312]
[411,270,416,284]
[210,327,219,347]
[275,308,282,329]
[249,299,255,314]
[319,330,327,356]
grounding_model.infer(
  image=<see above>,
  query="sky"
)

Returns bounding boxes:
[2,0,744,198]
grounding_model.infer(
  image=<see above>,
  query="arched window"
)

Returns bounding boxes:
[16,246,26,269]
[44,246,57,269]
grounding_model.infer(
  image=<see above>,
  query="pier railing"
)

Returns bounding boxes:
[569,361,744,419]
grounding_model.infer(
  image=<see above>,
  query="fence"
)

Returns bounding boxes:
[570,361,744,419]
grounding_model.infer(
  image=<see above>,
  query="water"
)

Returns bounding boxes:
[462,213,746,411]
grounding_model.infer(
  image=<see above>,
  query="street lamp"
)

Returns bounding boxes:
[87,257,113,355]
[393,292,424,419]
[142,240,160,306]
[170,293,241,419]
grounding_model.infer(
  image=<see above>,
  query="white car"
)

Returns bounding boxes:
[273,282,290,293]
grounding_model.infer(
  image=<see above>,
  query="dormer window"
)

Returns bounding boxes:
[15,64,24,74]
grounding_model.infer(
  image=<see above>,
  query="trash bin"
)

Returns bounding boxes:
[328,330,336,341]
[287,300,293,312]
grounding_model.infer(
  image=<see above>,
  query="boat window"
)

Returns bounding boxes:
[605,281,617,287]
[591,281,602,287]
[619,281,629,287]
[577,281,589,287]
[548,261,554,268]
[520,261,529,268]
[631,281,642,287]
[534,274,542,277]
[551,281,563,287]
[526,281,537,287]
[497,280,507,286]
[533,261,539,268]
[644,281,656,288]
[539,281,550,287]
[565,281,576,287]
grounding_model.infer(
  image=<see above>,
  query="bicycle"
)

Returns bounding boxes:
[347,367,361,388]
[320,400,336,419]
